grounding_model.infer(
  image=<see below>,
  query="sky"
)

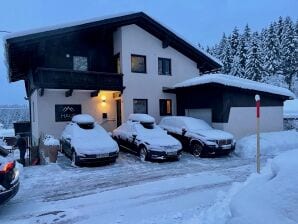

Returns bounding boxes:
[0,0,297,105]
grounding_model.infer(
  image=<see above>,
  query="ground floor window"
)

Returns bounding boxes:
[160,99,172,116]
[133,99,148,114]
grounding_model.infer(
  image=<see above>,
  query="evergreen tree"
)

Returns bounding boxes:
[230,27,240,56]
[245,32,263,81]
[263,23,279,76]
[280,17,297,90]
[221,35,232,74]
[230,35,246,77]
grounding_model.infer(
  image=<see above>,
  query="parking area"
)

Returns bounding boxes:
[0,151,257,224]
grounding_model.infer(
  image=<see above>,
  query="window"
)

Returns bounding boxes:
[160,99,172,116]
[73,56,88,71]
[158,58,171,75]
[131,54,146,73]
[133,99,148,114]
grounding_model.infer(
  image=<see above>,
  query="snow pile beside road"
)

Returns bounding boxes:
[235,130,298,158]
[196,149,298,224]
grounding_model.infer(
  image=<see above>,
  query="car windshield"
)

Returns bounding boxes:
[134,123,164,137]
[77,122,94,130]
[184,118,212,131]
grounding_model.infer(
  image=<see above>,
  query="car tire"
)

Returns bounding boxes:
[71,150,80,167]
[191,142,203,157]
[139,146,148,162]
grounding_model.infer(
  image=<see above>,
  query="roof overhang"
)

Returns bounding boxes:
[5,12,222,82]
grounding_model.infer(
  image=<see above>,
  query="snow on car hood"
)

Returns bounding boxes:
[141,135,182,152]
[190,129,234,140]
[70,124,118,155]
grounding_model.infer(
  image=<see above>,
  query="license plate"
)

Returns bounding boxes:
[97,153,109,158]
[221,145,231,150]
[167,151,176,155]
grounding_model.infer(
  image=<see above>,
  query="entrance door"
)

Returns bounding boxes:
[116,99,122,127]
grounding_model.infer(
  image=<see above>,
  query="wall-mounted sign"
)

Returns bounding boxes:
[55,104,82,122]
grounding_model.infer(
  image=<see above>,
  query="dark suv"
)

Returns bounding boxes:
[159,116,236,157]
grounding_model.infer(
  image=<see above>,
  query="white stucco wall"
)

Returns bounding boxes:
[32,89,117,140]
[120,24,200,123]
[213,106,284,139]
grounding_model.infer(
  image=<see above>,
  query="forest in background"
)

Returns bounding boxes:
[207,16,298,94]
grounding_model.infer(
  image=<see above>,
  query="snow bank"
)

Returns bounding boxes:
[173,73,295,99]
[128,113,155,123]
[0,128,15,137]
[72,114,95,124]
[284,99,298,118]
[235,130,298,158]
[43,135,60,146]
[197,149,298,224]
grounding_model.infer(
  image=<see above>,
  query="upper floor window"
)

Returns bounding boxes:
[73,56,88,71]
[131,54,146,73]
[158,58,171,75]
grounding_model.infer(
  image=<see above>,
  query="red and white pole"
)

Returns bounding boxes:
[255,94,261,174]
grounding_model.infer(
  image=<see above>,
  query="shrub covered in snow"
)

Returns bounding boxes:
[235,130,298,158]
[197,149,298,224]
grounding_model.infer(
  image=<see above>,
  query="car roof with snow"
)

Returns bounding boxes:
[72,114,95,124]
[128,114,155,123]
[160,116,212,129]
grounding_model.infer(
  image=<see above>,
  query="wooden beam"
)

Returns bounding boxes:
[65,89,73,97]
[38,88,44,97]
[90,90,100,98]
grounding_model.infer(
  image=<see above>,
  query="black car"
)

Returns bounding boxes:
[0,146,20,205]
[159,116,236,157]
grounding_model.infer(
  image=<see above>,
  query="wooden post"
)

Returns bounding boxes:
[255,95,261,174]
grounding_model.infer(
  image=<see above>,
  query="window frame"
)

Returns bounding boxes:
[159,99,172,116]
[131,54,147,73]
[133,99,148,114]
[158,57,171,76]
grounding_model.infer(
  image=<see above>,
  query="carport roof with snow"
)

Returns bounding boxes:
[165,73,295,100]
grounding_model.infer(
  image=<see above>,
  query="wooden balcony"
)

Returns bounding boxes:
[31,67,124,92]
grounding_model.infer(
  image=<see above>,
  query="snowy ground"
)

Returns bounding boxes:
[0,151,256,224]
[1,130,297,224]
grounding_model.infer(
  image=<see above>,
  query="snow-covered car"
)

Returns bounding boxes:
[112,114,182,161]
[60,114,119,166]
[0,146,20,205]
[159,116,236,157]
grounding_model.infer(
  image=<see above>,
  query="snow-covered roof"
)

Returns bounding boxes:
[173,73,295,99]
[4,12,135,40]
[128,114,155,123]
[283,99,298,118]
[72,114,95,124]
[4,12,222,69]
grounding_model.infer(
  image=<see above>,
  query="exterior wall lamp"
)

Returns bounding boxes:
[101,95,107,104]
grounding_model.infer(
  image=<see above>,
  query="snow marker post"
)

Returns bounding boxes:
[255,94,260,174]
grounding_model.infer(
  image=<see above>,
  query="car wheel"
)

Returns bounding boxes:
[139,146,148,162]
[191,142,203,157]
[71,150,80,167]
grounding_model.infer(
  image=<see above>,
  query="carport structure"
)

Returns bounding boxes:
[164,73,294,139]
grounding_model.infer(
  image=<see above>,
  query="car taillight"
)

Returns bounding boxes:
[0,161,15,174]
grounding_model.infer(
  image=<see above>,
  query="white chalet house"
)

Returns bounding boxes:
[5,12,221,144]
[5,12,293,145]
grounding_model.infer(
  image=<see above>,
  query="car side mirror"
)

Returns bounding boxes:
[182,127,187,136]
[132,132,137,139]
[65,135,71,141]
